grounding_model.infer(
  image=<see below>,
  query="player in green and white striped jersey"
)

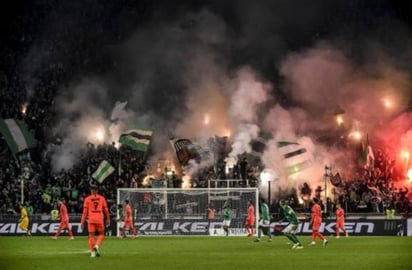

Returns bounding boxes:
[254,198,272,242]
[279,199,303,249]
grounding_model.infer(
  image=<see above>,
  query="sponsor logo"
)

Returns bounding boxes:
[272,221,375,234]
[0,219,405,235]
[0,222,83,234]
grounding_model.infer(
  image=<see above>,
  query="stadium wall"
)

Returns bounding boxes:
[0,216,408,236]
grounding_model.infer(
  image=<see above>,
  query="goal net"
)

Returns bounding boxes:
[117,187,259,236]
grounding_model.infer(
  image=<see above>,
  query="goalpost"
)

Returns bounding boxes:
[117,187,259,236]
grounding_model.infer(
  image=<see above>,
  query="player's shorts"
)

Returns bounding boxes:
[283,223,298,234]
[335,220,344,228]
[223,220,231,227]
[123,220,134,228]
[258,219,270,227]
[87,223,105,233]
[312,221,321,231]
[312,217,322,231]
[59,220,70,229]
[245,218,255,225]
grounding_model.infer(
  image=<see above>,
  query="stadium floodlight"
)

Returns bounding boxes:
[260,169,276,205]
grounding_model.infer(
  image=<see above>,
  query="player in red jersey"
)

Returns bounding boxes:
[80,184,110,258]
[119,200,137,238]
[310,197,328,246]
[335,203,348,238]
[245,200,255,236]
[51,198,74,240]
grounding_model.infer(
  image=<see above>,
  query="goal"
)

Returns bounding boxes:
[117,187,259,236]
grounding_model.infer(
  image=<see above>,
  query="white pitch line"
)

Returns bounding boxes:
[11,250,90,256]
[11,250,142,256]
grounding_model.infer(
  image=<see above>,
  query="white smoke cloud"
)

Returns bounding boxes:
[39,4,411,202]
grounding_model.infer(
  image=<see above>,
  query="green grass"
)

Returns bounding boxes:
[0,236,411,270]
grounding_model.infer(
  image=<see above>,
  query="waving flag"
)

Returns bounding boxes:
[0,119,36,155]
[92,160,115,183]
[361,134,375,169]
[170,138,205,166]
[119,127,153,152]
[277,141,312,175]
[330,172,343,187]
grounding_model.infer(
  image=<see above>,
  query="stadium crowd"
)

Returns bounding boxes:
[1,1,411,218]
[1,128,411,218]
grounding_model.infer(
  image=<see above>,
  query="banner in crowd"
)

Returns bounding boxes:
[170,138,202,166]
[277,141,312,175]
[118,127,153,152]
[330,172,343,187]
[237,131,270,166]
[92,160,115,183]
[361,134,375,169]
[0,119,37,155]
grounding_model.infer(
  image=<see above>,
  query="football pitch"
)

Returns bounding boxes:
[0,236,411,270]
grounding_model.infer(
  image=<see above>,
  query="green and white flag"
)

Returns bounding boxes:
[277,141,312,175]
[118,128,153,152]
[0,119,37,155]
[92,160,115,183]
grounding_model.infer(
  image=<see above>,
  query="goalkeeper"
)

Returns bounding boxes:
[18,203,31,236]
[254,198,272,242]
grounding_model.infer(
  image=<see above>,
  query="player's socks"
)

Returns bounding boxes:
[286,234,297,245]
[96,234,104,246]
[88,234,95,251]
[94,245,100,257]
[289,234,298,243]
[311,232,316,242]
[313,231,325,240]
